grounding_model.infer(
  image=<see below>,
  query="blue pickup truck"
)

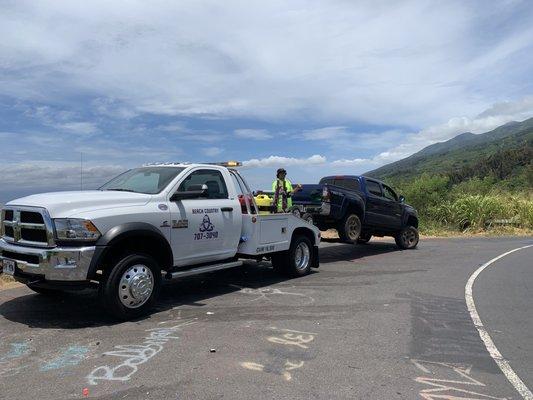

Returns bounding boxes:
[293,175,419,249]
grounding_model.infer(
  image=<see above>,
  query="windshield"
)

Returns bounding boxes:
[99,167,185,194]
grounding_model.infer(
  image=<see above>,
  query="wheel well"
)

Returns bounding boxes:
[407,215,419,228]
[345,204,364,220]
[99,234,173,274]
[292,227,316,246]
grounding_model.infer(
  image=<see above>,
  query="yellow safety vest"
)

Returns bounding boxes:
[272,178,293,212]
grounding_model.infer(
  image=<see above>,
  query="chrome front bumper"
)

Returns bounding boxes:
[0,238,95,281]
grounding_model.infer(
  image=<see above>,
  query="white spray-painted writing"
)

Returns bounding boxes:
[241,327,316,381]
[412,359,509,400]
[86,319,196,385]
[229,285,315,305]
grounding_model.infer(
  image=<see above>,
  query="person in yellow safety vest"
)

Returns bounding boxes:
[271,168,302,213]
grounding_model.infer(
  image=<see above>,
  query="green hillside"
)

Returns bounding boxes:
[364,118,533,234]
[366,117,533,189]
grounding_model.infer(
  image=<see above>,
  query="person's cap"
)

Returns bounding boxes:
[276,168,287,175]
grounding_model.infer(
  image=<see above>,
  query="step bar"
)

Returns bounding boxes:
[165,260,243,280]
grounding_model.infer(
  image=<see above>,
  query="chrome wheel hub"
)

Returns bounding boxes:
[294,242,310,271]
[119,264,154,308]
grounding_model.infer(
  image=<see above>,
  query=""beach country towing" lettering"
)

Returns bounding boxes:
[192,208,219,214]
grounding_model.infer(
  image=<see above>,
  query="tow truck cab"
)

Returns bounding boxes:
[0,162,320,319]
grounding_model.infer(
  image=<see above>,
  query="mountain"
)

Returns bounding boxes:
[365,117,533,185]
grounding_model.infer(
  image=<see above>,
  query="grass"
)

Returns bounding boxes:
[391,175,533,236]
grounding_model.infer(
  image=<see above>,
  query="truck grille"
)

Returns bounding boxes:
[1,207,55,248]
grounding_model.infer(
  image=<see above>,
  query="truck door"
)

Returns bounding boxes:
[365,179,387,226]
[168,168,241,266]
[381,184,402,229]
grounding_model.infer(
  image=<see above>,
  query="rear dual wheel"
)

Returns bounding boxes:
[272,235,314,277]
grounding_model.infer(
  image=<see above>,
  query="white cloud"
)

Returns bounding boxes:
[234,129,273,140]
[1,1,531,126]
[55,121,99,135]
[302,127,349,141]
[243,96,533,173]
[0,162,124,189]
[477,95,533,119]
[157,123,187,133]
[331,158,368,166]
[203,147,223,157]
[19,104,99,135]
[366,96,533,165]
[243,154,326,168]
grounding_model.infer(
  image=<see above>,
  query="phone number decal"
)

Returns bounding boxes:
[194,231,219,240]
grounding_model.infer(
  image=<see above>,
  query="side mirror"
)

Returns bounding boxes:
[171,184,209,201]
[399,195,405,203]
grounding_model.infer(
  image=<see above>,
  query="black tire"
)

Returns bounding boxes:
[272,235,314,277]
[99,253,161,320]
[271,253,287,274]
[27,285,63,296]
[395,226,419,249]
[290,207,301,217]
[357,232,372,244]
[301,213,314,225]
[337,214,362,243]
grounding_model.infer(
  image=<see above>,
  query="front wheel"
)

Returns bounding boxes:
[395,226,419,249]
[99,253,161,320]
[272,235,314,277]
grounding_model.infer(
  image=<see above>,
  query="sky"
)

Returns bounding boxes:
[1,0,533,203]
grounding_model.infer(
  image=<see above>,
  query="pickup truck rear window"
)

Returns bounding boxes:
[336,179,359,191]
[319,178,360,191]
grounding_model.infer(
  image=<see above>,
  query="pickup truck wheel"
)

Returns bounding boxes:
[99,254,161,320]
[290,207,301,217]
[301,213,314,225]
[357,233,372,244]
[338,214,362,243]
[271,235,314,277]
[395,226,419,249]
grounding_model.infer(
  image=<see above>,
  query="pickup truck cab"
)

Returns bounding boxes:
[0,163,320,319]
[308,175,419,249]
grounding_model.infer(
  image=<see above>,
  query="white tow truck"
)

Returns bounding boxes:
[0,162,320,319]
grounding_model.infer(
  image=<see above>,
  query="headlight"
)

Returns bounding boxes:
[54,219,101,241]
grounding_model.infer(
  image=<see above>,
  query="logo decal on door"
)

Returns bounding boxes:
[199,215,214,232]
[195,215,219,240]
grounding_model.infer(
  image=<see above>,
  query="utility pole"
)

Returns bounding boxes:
[80,152,83,191]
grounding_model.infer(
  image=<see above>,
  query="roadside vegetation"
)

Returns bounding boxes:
[391,174,533,235]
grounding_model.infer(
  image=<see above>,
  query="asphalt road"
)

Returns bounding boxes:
[0,236,532,400]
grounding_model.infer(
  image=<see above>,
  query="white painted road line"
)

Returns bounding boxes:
[465,244,533,400]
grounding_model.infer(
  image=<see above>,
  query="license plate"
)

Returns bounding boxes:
[2,259,15,276]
